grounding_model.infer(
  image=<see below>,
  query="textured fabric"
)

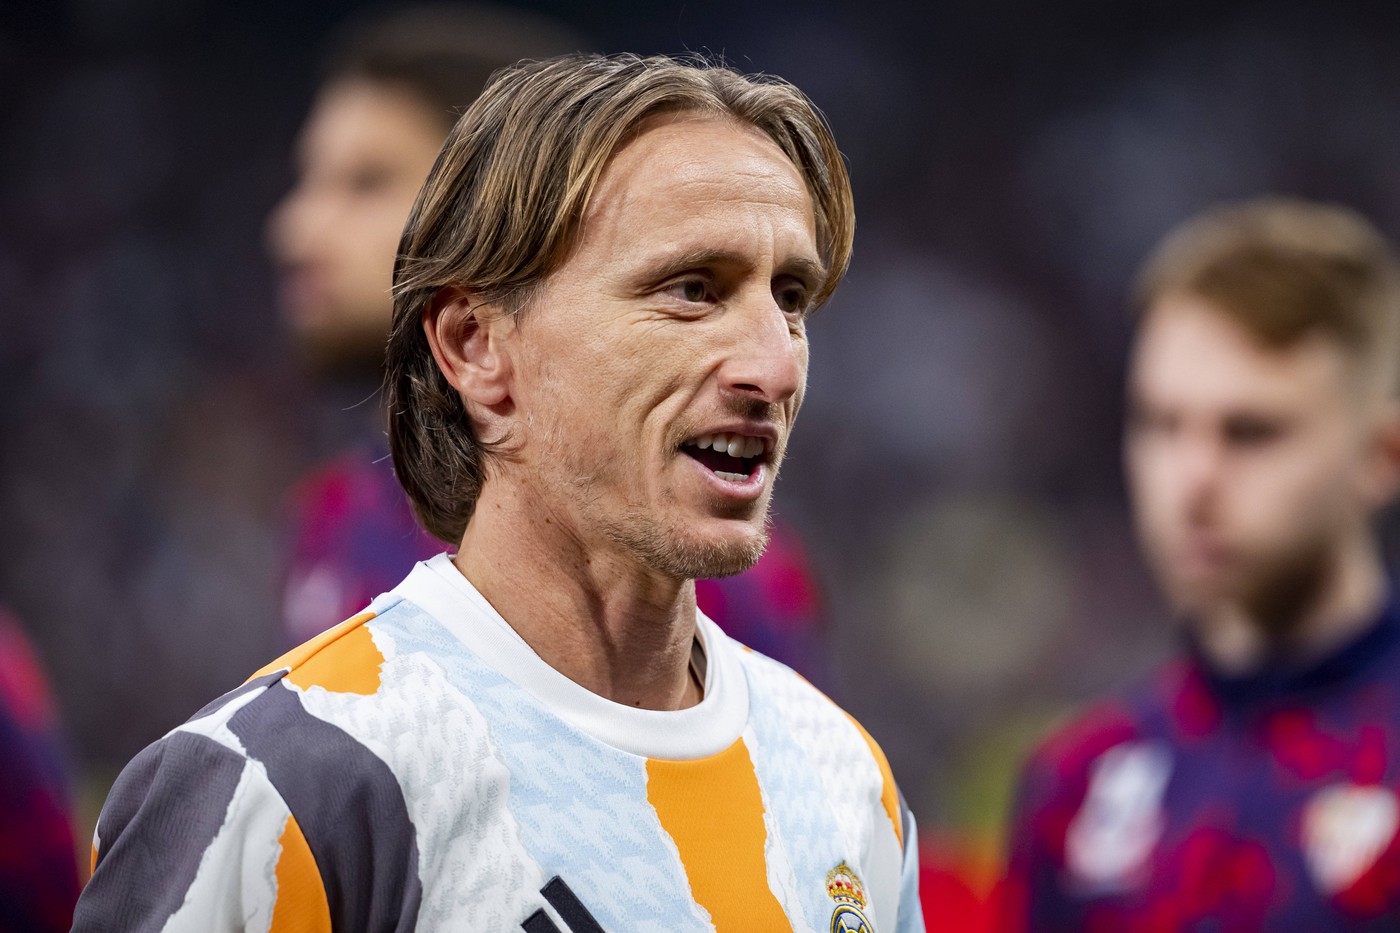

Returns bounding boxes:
[78,555,923,932]
[1007,596,1400,931]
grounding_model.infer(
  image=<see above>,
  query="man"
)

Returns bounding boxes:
[1006,197,1400,929]
[75,54,924,932]
[268,9,833,688]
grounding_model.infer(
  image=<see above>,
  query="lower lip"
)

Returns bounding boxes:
[683,454,768,501]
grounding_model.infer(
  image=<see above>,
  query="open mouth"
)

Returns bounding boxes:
[681,432,769,483]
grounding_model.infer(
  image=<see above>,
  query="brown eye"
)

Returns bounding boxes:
[681,279,708,302]
[776,286,808,315]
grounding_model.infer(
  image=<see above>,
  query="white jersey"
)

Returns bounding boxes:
[75,554,924,932]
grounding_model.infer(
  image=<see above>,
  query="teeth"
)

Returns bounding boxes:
[690,432,766,458]
[714,470,747,482]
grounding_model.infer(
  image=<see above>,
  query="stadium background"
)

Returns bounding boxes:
[5,0,1400,914]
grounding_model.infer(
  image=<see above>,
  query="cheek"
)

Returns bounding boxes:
[1125,445,1175,516]
[1236,448,1355,540]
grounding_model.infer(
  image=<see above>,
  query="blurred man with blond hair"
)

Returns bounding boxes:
[1008,197,1400,928]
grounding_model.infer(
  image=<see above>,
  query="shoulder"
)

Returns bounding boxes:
[248,605,394,697]
[101,605,403,824]
[81,606,426,930]
[1022,698,1146,788]
[1012,660,1188,828]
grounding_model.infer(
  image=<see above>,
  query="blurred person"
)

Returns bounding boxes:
[267,4,581,646]
[267,6,832,686]
[1006,197,1400,928]
[0,608,79,931]
[74,53,923,931]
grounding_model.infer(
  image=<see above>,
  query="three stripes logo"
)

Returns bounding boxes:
[521,876,604,933]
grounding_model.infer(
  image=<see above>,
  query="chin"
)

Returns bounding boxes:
[607,513,771,580]
[1164,585,1225,619]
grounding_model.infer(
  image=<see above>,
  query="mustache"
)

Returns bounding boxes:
[673,397,786,447]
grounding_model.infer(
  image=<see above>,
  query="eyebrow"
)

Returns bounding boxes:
[635,247,827,290]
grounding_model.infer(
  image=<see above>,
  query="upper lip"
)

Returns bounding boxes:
[683,423,781,458]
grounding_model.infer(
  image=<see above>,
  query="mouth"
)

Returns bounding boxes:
[680,431,772,484]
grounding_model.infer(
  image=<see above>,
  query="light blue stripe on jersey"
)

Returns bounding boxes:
[378,604,713,933]
[742,661,850,929]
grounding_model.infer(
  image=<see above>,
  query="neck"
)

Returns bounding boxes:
[1192,533,1387,674]
[453,481,703,711]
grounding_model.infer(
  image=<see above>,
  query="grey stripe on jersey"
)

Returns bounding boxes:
[75,731,246,931]
[186,671,284,724]
[229,681,423,931]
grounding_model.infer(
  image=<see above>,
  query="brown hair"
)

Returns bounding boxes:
[1135,196,1400,377]
[320,3,585,133]
[385,53,856,544]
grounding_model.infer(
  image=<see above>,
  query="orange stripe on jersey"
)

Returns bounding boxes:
[246,611,383,695]
[89,842,97,879]
[646,738,792,932]
[269,813,331,933]
[845,713,902,849]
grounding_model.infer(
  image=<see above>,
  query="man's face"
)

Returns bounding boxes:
[268,79,444,369]
[495,115,820,580]
[1126,295,1374,621]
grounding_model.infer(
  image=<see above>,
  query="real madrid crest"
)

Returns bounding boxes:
[826,861,874,933]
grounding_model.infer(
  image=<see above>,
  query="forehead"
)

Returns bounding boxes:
[299,78,444,166]
[571,114,817,259]
[1131,295,1352,412]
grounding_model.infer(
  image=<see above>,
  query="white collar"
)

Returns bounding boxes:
[391,553,749,760]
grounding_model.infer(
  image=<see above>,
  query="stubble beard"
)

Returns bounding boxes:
[538,434,777,581]
[1234,532,1335,640]
[580,397,788,581]
[1165,527,1335,643]
[603,507,773,580]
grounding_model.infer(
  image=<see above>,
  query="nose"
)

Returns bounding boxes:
[266,182,325,265]
[1175,433,1226,522]
[718,293,805,405]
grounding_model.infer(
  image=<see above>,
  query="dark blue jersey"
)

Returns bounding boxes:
[1007,596,1400,931]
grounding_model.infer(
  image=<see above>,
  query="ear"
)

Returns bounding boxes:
[423,286,514,408]
[1358,398,1400,509]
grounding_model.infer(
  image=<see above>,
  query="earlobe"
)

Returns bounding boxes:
[423,286,512,407]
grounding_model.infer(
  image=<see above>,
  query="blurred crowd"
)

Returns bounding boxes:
[7,0,1400,927]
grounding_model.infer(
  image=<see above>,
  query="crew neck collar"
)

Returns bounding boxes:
[1185,588,1400,707]
[391,553,749,760]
